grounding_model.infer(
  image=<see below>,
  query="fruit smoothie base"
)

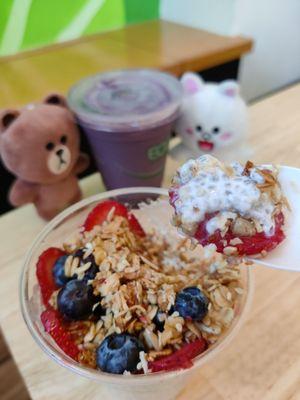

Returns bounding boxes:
[37,199,245,375]
[169,155,288,257]
[67,69,182,189]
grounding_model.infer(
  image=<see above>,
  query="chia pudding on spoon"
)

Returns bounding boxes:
[169,155,288,257]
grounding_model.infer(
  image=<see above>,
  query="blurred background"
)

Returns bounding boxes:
[1,0,299,101]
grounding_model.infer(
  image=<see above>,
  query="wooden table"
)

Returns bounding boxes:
[0,20,252,108]
[1,83,300,400]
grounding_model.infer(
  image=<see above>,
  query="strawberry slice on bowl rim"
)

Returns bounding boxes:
[37,249,91,362]
[36,247,66,306]
[41,309,81,361]
[83,199,145,237]
[148,337,207,372]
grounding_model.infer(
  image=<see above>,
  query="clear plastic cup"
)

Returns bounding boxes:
[20,188,253,400]
[67,69,182,189]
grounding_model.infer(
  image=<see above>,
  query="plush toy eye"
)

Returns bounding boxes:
[60,135,67,144]
[196,125,202,132]
[45,142,55,151]
[212,127,220,134]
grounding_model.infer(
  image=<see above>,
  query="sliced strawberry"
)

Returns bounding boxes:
[41,309,80,360]
[83,200,145,237]
[127,213,146,237]
[36,247,65,306]
[168,188,179,207]
[84,200,128,231]
[148,338,207,372]
[194,211,285,256]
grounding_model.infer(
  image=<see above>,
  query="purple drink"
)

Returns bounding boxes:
[67,69,182,189]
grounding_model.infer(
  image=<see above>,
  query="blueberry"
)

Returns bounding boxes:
[52,255,74,287]
[57,280,97,320]
[83,259,98,281]
[93,302,106,318]
[73,248,85,258]
[153,310,167,332]
[168,305,175,315]
[96,333,144,374]
[174,286,209,321]
[74,250,98,281]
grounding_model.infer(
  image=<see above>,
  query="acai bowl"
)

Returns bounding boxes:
[20,188,252,400]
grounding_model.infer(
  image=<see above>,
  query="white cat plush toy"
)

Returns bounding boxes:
[171,72,251,163]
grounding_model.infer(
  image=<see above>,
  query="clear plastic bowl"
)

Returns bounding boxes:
[20,188,253,400]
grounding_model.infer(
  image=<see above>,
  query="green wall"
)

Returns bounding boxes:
[125,0,160,23]
[0,0,159,56]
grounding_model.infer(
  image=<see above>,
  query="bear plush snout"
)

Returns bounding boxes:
[47,144,72,175]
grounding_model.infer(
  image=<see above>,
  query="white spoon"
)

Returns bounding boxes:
[248,165,300,272]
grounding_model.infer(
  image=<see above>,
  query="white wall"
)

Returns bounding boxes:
[232,0,300,101]
[160,0,300,101]
[160,0,236,36]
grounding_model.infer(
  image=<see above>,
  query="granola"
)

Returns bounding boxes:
[38,200,246,375]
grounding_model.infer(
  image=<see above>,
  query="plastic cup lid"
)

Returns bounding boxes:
[67,69,182,131]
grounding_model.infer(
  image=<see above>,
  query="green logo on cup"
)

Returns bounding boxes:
[148,140,169,161]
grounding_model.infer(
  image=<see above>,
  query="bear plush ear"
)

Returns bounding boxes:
[218,80,240,97]
[43,93,67,108]
[181,72,204,95]
[0,110,20,132]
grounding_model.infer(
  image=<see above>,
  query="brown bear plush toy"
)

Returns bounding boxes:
[0,94,89,220]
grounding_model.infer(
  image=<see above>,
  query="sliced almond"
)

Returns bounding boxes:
[231,217,256,237]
